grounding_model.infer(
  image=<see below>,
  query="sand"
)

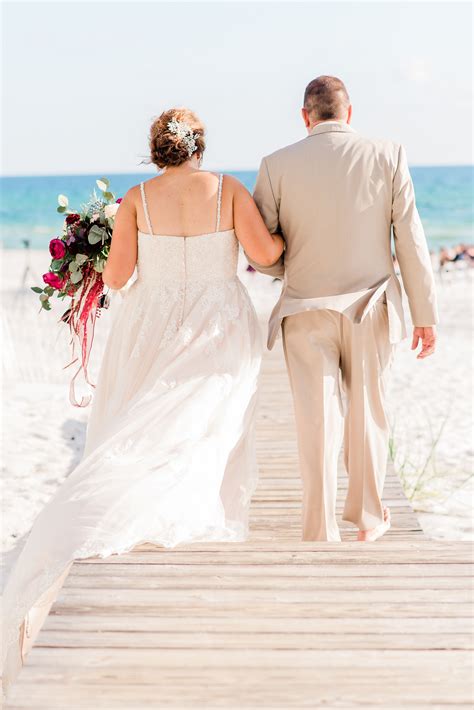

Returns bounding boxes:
[2,247,473,581]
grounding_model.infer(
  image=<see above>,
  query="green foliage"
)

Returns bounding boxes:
[88,225,106,245]
[96,178,109,191]
[70,270,83,284]
[31,286,43,293]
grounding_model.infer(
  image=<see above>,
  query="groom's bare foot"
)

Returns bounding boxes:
[357,507,391,542]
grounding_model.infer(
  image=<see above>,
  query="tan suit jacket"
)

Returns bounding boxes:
[248,121,439,348]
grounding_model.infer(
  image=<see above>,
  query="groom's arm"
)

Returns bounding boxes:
[391,144,439,328]
[245,157,285,279]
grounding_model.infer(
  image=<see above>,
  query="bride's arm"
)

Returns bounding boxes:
[229,177,285,266]
[102,188,139,289]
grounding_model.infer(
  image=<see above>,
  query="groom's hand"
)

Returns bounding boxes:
[411,326,437,359]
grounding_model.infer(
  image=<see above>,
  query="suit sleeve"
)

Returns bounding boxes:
[391,144,439,326]
[244,157,285,279]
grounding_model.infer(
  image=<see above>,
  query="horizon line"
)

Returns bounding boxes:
[2,164,474,180]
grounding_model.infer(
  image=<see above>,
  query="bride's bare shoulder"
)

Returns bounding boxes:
[117,182,146,214]
[200,172,248,196]
[121,176,161,208]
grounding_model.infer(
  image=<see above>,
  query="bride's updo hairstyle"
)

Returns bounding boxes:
[149,108,206,169]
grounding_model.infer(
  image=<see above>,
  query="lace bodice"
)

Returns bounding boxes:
[136,174,239,285]
[136,229,239,284]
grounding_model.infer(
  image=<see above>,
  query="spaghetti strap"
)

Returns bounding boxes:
[215,173,224,233]
[140,181,154,236]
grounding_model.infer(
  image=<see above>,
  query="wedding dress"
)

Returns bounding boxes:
[2,173,263,697]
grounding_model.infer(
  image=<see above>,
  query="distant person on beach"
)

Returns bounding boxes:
[438,243,474,277]
[247,75,439,543]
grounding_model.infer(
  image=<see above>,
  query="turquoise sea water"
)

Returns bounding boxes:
[1,167,472,250]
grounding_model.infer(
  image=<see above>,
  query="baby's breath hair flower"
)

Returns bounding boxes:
[167,119,199,158]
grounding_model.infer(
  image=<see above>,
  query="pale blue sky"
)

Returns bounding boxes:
[2,1,472,175]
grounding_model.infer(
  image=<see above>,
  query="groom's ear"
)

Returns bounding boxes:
[301,107,311,131]
[346,104,353,124]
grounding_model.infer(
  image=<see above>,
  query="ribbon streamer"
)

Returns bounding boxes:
[61,263,105,408]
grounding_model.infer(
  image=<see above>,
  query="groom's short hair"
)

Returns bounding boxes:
[304,76,350,121]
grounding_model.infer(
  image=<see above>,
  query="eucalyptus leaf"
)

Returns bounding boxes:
[88,225,105,245]
[51,259,64,270]
[94,259,105,273]
[96,178,109,191]
[31,286,43,293]
[58,194,68,207]
[69,261,79,272]
[39,293,49,302]
[70,270,83,284]
[103,191,114,201]
[75,253,88,265]
[44,286,54,296]
[42,301,52,311]
[57,206,66,214]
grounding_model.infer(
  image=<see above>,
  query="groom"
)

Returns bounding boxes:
[248,75,438,542]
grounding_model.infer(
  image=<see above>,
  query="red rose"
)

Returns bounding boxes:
[43,271,67,290]
[49,238,66,259]
[65,213,81,225]
[116,198,122,203]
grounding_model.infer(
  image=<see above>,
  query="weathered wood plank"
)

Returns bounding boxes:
[66,562,473,577]
[63,573,474,590]
[41,614,473,634]
[14,647,474,669]
[36,630,473,651]
[48,601,474,619]
[5,673,473,710]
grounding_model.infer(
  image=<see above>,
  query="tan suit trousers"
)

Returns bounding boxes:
[281,297,396,542]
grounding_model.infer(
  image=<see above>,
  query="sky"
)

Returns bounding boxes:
[2,0,473,175]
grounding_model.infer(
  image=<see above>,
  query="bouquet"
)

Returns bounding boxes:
[32,177,121,408]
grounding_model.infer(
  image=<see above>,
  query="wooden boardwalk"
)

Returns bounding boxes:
[6,339,473,708]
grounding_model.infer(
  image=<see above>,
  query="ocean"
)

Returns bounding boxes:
[1,167,472,250]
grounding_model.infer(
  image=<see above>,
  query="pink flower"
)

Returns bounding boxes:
[49,238,66,259]
[116,198,122,203]
[43,272,67,290]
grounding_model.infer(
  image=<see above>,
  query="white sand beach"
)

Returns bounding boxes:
[2,247,473,580]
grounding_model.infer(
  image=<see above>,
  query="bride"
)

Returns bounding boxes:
[2,107,285,696]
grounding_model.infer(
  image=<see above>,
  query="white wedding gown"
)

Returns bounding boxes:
[2,174,263,697]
